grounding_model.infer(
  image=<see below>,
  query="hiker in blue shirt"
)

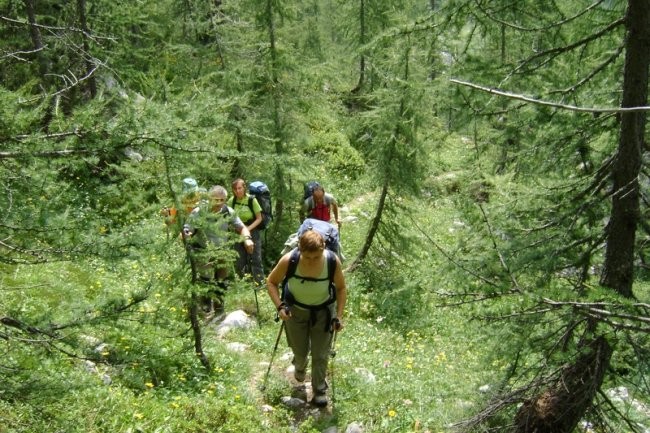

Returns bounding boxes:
[267,230,347,407]
[229,178,265,286]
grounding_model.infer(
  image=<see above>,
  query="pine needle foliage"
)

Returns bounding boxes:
[1,0,649,432]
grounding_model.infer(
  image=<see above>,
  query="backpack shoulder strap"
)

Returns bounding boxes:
[325,249,337,284]
[281,248,301,301]
[247,195,255,215]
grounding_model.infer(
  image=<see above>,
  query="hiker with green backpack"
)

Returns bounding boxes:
[266,229,347,407]
[229,178,267,286]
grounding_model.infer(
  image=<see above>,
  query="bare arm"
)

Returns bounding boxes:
[333,256,346,329]
[267,253,292,320]
[248,211,263,232]
[247,198,264,231]
[237,224,255,254]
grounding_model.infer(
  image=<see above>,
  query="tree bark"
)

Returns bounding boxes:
[76,0,97,99]
[265,0,286,227]
[513,336,612,433]
[600,0,650,298]
[347,176,389,273]
[189,294,211,371]
[24,0,48,78]
[352,0,366,93]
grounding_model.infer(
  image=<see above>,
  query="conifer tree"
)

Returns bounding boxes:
[348,36,427,272]
[436,1,650,431]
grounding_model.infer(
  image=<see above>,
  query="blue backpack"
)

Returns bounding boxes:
[298,218,340,255]
[248,181,272,229]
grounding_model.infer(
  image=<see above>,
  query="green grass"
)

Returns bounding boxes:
[0,209,499,433]
[3,134,649,432]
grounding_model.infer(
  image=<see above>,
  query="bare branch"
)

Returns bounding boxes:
[0,15,117,42]
[0,316,57,338]
[0,148,91,160]
[25,62,103,103]
[541,298,650,333]
[1,46,46,61]
[450,78,650,113]
[474,0,607,33]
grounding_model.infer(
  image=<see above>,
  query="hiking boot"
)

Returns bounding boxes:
[200,299,213,314]
[312,393,328,407]
[293,369,306,383]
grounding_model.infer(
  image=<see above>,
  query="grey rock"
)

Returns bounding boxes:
[281,396,305,408]
[345,423,364,433]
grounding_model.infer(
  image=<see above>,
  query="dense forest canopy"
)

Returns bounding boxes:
[1,0,649,432]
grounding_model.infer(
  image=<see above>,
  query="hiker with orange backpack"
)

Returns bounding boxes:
[161,177,202,228]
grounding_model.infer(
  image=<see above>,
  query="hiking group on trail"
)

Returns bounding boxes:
[163,177,347,407]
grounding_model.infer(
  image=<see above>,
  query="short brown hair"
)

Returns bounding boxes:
[299,230,325,253]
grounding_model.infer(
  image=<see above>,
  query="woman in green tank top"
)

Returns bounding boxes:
[267,230,347,407]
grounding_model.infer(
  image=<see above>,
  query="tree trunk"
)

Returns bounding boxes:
[265,0,286,227]
[513,336,612,433]
[347,176,389,272]
[76,0,97,99]
[189,294,211,371]
[600,0,650,298]
[513,2,649,431]
[352,0,366,93]
[24,0,48,78]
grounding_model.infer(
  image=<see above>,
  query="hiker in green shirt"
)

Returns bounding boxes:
[229,178,265,286]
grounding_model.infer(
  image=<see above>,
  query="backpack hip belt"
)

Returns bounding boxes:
[283,291,335,332]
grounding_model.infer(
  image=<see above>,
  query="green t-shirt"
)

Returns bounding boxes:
[229,194,262,225]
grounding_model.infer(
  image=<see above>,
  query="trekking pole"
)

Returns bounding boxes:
[247,254,262,327]
[253,286,261,327]
[329,319,340,406]
[261,321,285,391]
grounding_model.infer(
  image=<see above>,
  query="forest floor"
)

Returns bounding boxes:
[207,307,341,431]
